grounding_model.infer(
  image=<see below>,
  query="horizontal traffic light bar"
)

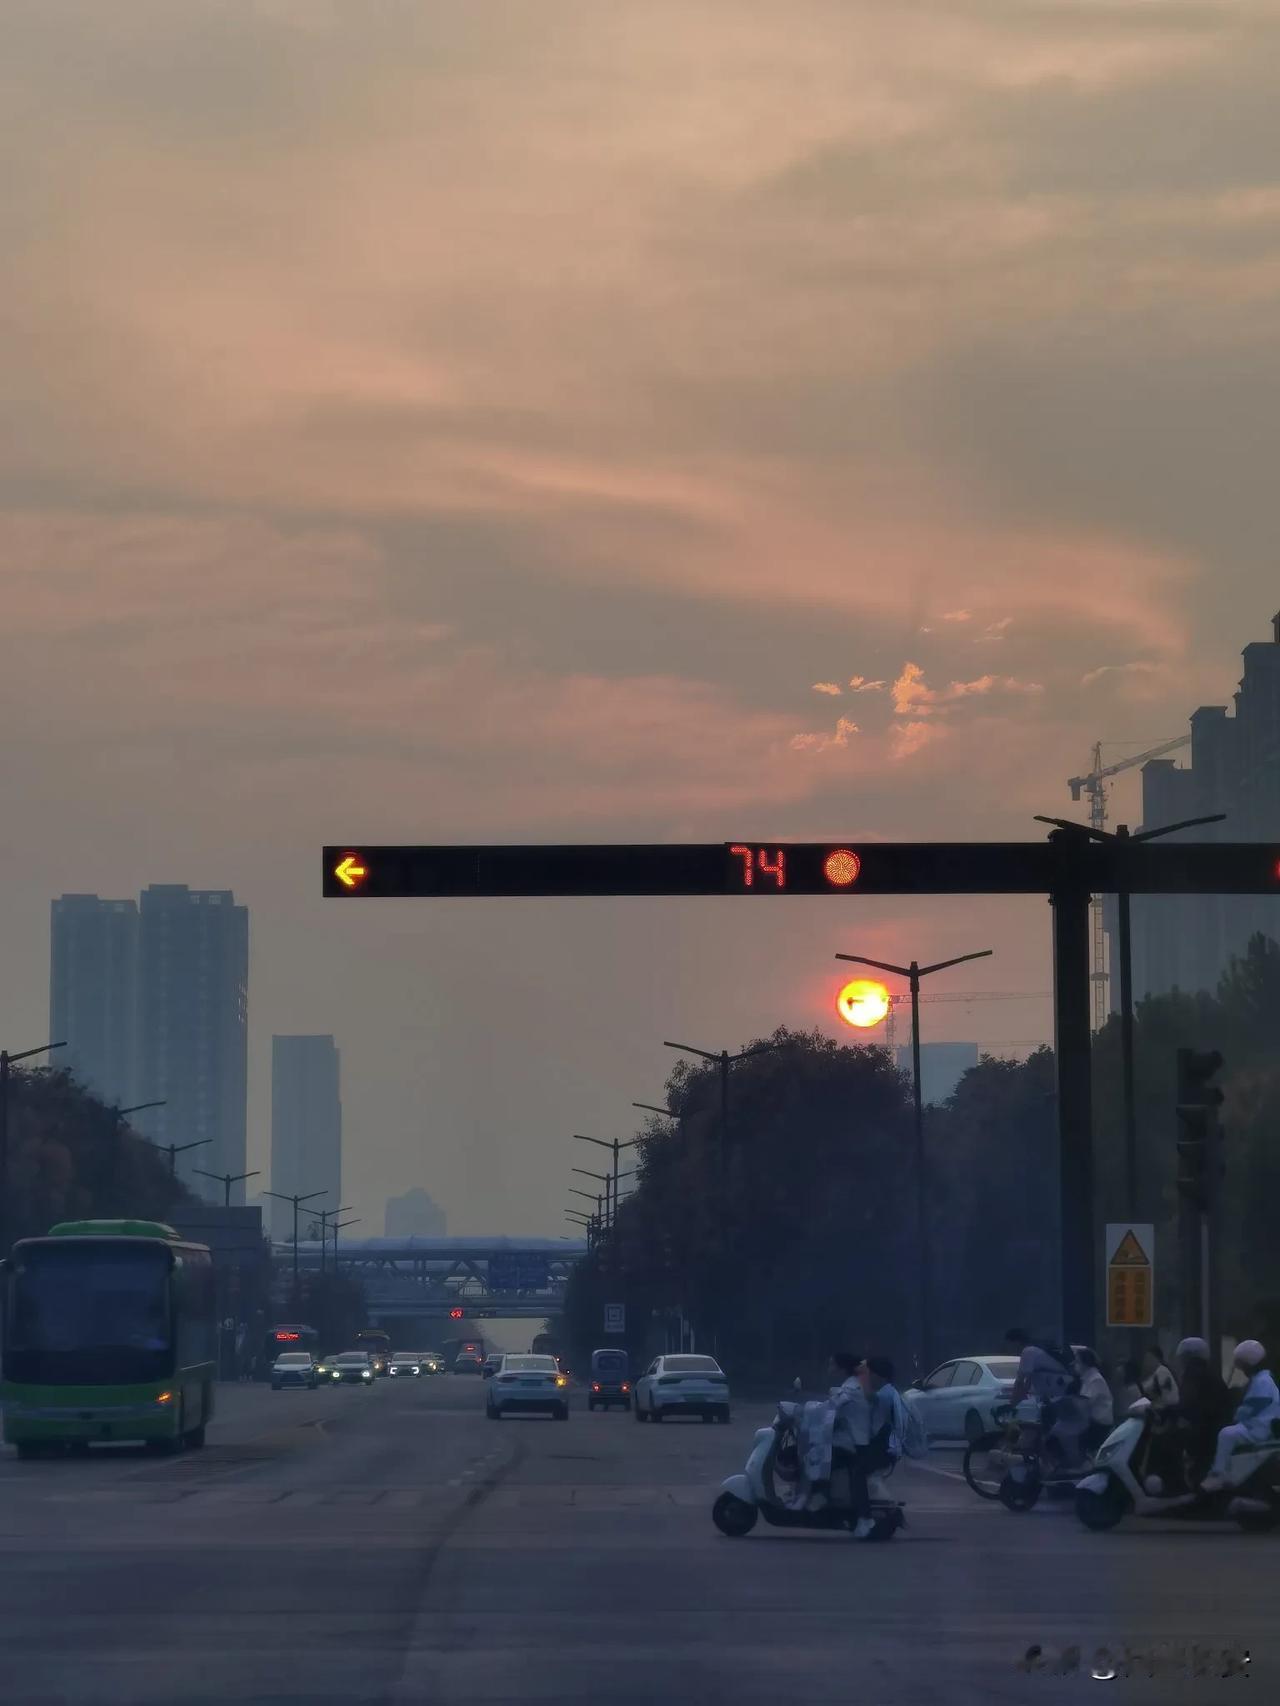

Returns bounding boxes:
[324,842,1280,899]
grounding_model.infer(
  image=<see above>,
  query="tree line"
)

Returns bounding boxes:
[561,933,1280,1382]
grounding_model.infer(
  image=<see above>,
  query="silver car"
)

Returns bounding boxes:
[903,1356,1021,1442]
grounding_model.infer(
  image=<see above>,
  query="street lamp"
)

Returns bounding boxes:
[633,1101,679,1121]
[661,1040,781,1181]
[312,1205,354,1278]
[835,947,993,1373]
[161,1138,212,1176]
[264,1188,327,1306]
[0,1041,67,1253]
[329,1216,360,1276]
[1035,811,1226,1222]
[573,1134,637,1229]
[193,1168,261,1207]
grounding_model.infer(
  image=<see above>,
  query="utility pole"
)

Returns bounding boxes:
[835,949,993,1374]
[194,1167,260,1207]
[0,1042,67,1254]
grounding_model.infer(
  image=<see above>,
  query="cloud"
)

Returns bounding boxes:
[892,661,1044,716]
[849,676,886,692]
[890,720,946,761]
[812,681,843,695]
[1080,661,1161,688]
[791,716,860,753]
[941,608,972,623]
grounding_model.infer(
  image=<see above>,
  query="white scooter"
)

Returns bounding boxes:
[1075,1399,1280,1533]
[712,1393,906,1540]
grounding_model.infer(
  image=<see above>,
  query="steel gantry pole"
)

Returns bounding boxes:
[835,948,993,1375]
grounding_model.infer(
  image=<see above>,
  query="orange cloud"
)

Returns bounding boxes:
[791,716,860,753]
[812,681,843,695]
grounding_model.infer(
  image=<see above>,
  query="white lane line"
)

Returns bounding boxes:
[909,1461,970,1483]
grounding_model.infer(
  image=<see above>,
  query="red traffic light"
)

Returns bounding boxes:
[449,1306,465,1320]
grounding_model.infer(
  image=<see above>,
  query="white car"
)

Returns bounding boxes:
[634,1354,730,1423]
[485,1354,570,1420]
[903,1356,1021,1442]
[388,1352,424,1377]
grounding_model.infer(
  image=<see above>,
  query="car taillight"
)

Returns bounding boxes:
[498,1374,517,1384]
[621,1383,630,1392]
[658,1375,681,1385]
[591,1383,601,1391]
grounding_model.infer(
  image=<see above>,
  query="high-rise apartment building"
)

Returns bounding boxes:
[49,895,139,1108]
[270,1036,341,1240]
[136,885,249,1197]
[1108,613,1280,1001]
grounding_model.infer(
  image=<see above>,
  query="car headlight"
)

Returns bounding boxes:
[331,1371,341,1380]
[362,1371,372,1380]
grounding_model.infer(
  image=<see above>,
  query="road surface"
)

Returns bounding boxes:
[0,1376,1266,1703]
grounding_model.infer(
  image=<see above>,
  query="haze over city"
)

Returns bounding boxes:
[4,0,1279,1241]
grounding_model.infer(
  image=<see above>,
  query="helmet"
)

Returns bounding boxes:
[1234,1339,1267,1368]
[1175,1337,1209,1361]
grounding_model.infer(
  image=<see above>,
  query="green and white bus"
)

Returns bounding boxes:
[1,1219,217,1458]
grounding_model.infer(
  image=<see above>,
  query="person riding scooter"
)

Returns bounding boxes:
[1169,1337,1232,1489]
[1200,1340,1280,1492]
[1006,1328,1082,1465]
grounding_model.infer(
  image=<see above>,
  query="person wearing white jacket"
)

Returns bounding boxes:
[1200,1340,1280,1490]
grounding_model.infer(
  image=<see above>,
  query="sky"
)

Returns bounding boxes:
[3,0,1279,1239]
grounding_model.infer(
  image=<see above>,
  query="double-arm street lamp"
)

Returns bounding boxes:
[573,1134,637,1229]
[194,1168,261,1207]
[329,1216,360,1274]
[0,1041,67,1253]
[835,947,994,1373]
[311,1205,354,1278]
[265,1188,328,1305]
[161,1138,212,1176]
[661,1040,782,1182]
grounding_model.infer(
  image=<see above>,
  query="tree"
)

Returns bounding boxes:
[6,1066,199,1242]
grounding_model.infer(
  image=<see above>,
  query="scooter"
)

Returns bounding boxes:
[712,1395,906,1540]
[1075,1399,1280,1533]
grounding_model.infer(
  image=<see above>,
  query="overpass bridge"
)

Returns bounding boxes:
[272,1235,588,1322]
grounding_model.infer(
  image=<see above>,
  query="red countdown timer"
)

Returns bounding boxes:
[729,846,864,891]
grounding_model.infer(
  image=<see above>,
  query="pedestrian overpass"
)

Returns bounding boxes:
[273,1234,587,1322]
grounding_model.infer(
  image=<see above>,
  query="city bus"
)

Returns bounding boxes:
[354,1327,392,1375]
[1,1219,217,1458]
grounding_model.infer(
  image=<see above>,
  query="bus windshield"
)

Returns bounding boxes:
[5,1241,173,1385]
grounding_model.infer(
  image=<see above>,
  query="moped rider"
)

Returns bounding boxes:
[1200,1341,1280,1492]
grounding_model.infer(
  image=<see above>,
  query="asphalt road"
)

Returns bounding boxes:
[0,1376,1269,1704]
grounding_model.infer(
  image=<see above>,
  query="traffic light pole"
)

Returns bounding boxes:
[1051,872,1095,1348]
[1176,1048,1225,1354]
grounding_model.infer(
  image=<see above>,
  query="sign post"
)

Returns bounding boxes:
[1105,1223,1154,1329]
[603,1303,625,1335]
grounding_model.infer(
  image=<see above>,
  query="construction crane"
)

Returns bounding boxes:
[1068,734,1191,1029]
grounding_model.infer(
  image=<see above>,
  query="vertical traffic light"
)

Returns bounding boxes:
[1175,1048,1224,1211]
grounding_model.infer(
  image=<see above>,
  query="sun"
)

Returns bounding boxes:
[836,978,892,1030]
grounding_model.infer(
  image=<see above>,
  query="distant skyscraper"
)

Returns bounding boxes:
[271,1036,342,1240]
[136,884,249,1199]
[895,1042,980,1107]
[1107,613,1280,1002]
[49,895,139,1107]
[385,1187,447,1239]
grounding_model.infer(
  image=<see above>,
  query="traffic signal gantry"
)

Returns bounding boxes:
[323,836,1280,1344]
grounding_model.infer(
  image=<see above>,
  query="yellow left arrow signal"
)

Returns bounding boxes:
[335,854,368,889]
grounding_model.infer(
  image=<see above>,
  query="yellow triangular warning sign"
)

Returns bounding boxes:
[1111,1230,1149,1267]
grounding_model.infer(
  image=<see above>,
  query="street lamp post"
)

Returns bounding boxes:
[573,1134,638,1231]
[0,1041,67,1254]
[264,1189,327,1308]
[329,1216,360,1275]
[162,1138,213,1177]
[312,1205,354,1279]
[661,1041,781,1183]
[835,948,994,1374]
[193,1167,261,1207]
[100,1099,166,1201]
[1036,812,1226,1221]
